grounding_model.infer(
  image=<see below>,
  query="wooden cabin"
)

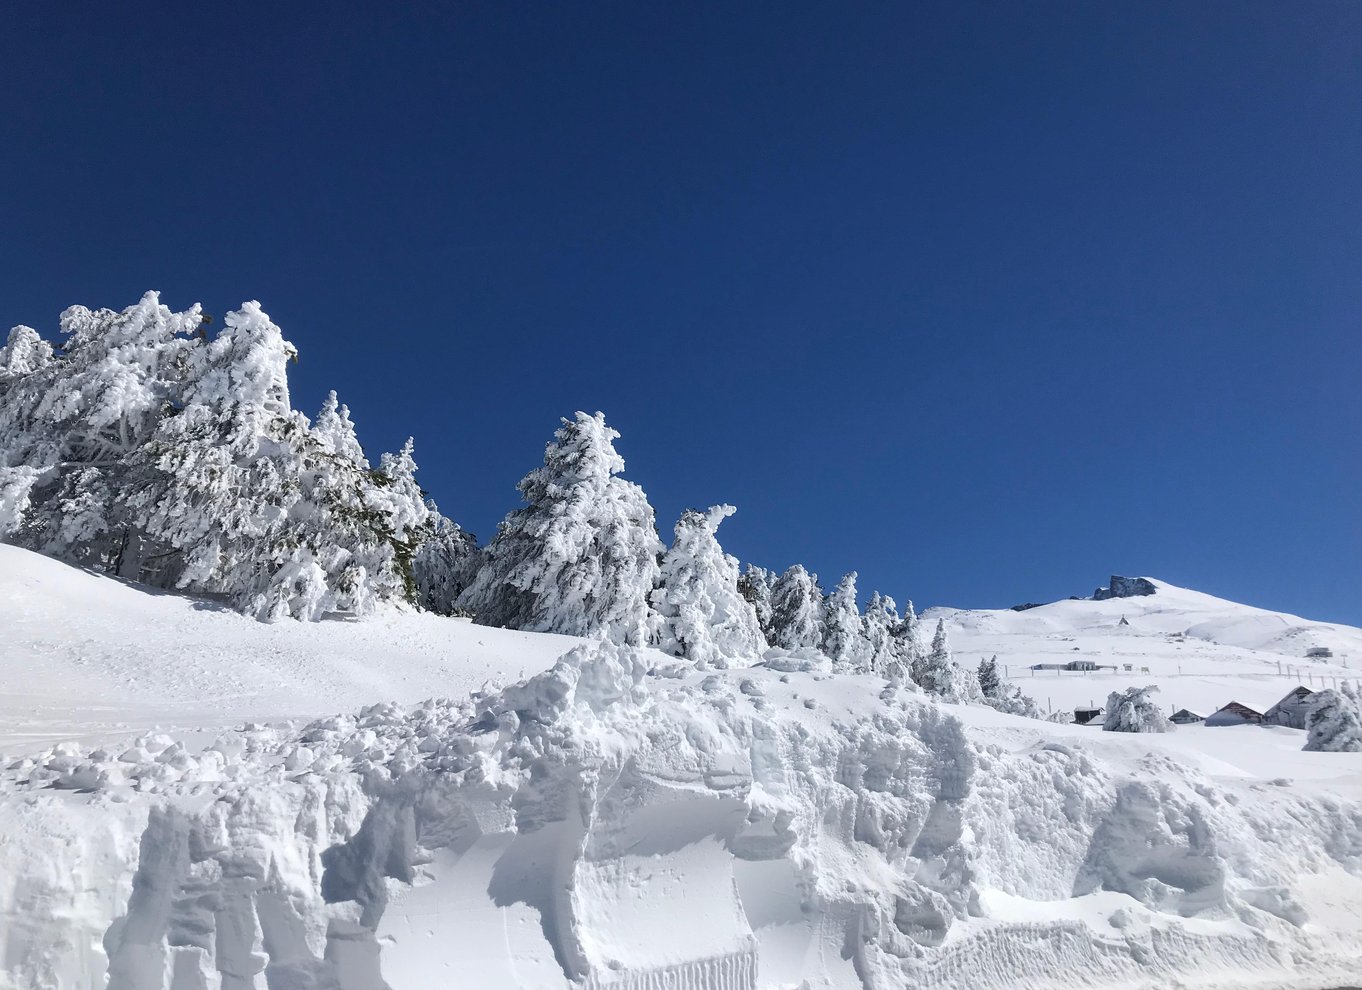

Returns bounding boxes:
[1073,706,1104,725]
[1205,701,1264,726]
[1263,686,1314,730]
[1170,709,1205,725]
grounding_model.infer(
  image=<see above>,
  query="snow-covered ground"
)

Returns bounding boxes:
[3,547,1361,990]
[932,578,1361,739]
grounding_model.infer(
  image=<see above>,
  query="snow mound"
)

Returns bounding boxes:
[5,640,1362,989]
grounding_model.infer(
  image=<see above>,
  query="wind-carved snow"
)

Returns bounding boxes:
[5,638,1362,990]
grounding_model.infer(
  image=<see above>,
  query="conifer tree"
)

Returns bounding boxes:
[977,655,1001,699]
[913,618,977,700]
[412,503,481,616]
[863,592,902,675]
[823,571,869,670]
[1304,684,1362,752]
[456,411,662,644]
[652,504,765,668]
[767,564,825,650]
[894,600,923,674]
[2,294,455,621]
[738,564,777,642]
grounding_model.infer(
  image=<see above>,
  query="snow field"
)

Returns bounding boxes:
[4,552,1362,988]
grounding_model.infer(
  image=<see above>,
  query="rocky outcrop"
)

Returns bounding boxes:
[1094,576,1157,601]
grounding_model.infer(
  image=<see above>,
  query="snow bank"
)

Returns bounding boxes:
[5,641,1362,989]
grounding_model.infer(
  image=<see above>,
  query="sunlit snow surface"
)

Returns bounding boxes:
[2,545,1361,990]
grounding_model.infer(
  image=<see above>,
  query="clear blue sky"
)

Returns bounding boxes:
[3,3,1358,622]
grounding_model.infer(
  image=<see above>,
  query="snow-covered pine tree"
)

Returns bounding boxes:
[651,504,766,668]
[1102,685,1172,733]
[738,563,777,642]
[894,600,923,674]
[3,294,463,622]
[128,300,329,616]
[977,655,1001,699]
[0,293,203,570]
[913,619,953,694]
[411,502,482,616]
[863,591,903,675]
[975,655,1042,717]
[0,326,55,535]
[823,571,870,671]
[767,564,825,651]
[910,619,980,701]
[456,411,663,645]
[1303,684,1362,752]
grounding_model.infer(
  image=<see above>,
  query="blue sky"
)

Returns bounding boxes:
[3,2,1358,622]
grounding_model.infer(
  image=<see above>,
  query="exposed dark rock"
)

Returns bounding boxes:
[1093,576,1156,601]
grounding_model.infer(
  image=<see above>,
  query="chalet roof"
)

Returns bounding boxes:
[1171,709,1204,719]
[1266,686,1313,714]
[1213,701,1263,717]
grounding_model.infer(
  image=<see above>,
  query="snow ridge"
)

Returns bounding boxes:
[5,639,1362,989]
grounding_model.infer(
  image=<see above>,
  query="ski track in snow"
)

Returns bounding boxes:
[3,546,1362,990]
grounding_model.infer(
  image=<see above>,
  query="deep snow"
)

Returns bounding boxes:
[3,546,1362,990]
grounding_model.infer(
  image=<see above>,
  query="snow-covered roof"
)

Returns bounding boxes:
[1266,686,1314,715]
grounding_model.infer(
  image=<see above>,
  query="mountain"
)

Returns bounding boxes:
[930,576,1361,719]
[2,547,1361,990]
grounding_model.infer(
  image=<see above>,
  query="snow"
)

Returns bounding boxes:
[3,550,1362,989]
[0,543,577,749]
[930,578,1362,722]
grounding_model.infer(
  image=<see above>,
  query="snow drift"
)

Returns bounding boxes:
[5,637,1362,990]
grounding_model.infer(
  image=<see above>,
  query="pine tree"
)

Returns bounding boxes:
[913,619,950,694]
[652,504,766,668]
[738,563,776,642]
[412,502,482,616]
[1304,685,1362,752]
[1103,685,1172,733]
[912,619,977,700]
[894,600,923,676]
[0,293,202,569]
[767,564,824,651]
[977,655,1001,699]
[456,411,663,644]
[2,293,464,622]
[863,592,902,675]
[823,571,869,671]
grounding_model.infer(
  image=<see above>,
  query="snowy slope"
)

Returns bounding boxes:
[3,551,1362,990]
[0,544,578,749]
[930,577,1361,722]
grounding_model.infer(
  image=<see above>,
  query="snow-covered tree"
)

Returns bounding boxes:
[651,504,766,668]
[412,503,481,616]
[0,325,53,379]
[1304,684,1362,752]
[823,572,870,671]
[913,619,953,694]
[1103,685,1172,733]
[456,411,663,645]
[864,592,903,675]
[894,600,923,674]
[2,294,455,622]
[767,564,824,650]
[977,656,1001,699]
[911,619,979,701]
[738,563,776,642]
[0,293,202,567]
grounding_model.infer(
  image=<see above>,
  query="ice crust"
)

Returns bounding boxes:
[4,641,1362,990]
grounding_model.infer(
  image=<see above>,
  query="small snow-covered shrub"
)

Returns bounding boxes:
[1103,685,1173,733]
[1304,685,1362,752]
